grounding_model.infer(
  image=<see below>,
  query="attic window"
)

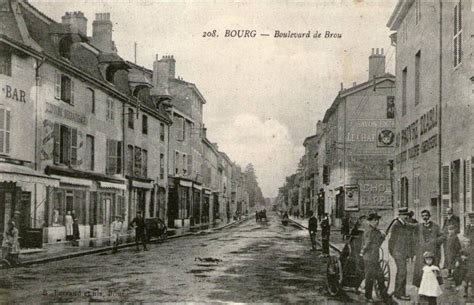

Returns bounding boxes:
[59,36,73,60]
[105,66,115,83]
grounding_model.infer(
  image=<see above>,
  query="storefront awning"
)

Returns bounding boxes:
[132,180,153,189]
[179,180,192,188]
[193,184,202,191]
[99,181,126,190]
[50,175,92,187]
[0,169,60,187]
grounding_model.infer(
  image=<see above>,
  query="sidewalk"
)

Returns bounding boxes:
[5,217,247,268]
[288,216,470,305]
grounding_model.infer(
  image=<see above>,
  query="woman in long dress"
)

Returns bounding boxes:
[2,220,20,265]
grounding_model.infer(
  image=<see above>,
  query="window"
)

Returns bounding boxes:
[142,149,147,178]
[182,119,186,141]
[0,108,11,154]
[183,154,187,176]
[106,98,115,121]
[106,139,122,175]
[0,50,11,76]
[176,117,184,141]
[53,123,78,166]
[128,108,134,129]
[59,36,73,60]
[127,145,134,176]
[86,88,95,114]
[85,135,94,170]
[134,146,142,177]
[400,177,409,210]
[451,160,460,204]
[402,67,407,116]
[142,115,148,134]
[453,1,462,68]
[55,72,74,105]
[415,0,421,25]
[160,153,165,179]
[160,123,165,141]
[415,51,421,105]
[105,66,115,83]
[387,96,395,119]
[175,151,179,175]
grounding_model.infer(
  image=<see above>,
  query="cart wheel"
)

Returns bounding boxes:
[326,255,342,296]
[375,259,390,298]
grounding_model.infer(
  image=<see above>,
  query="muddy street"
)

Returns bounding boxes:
[0,214,360,304]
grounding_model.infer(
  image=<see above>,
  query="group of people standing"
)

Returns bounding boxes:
[307,211,331,257]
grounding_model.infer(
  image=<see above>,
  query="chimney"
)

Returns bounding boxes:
[150,54,172,101]
[352,82,357,87]
[91,13,116,53]
[62,11,87,35]
[203,126,207,138]
[368,47,386,80]
[340,82,344,91]
[161,55,176,79]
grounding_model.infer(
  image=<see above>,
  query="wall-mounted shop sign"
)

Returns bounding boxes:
[45,102,87,125]
[2,84,27,103]
[396,105,438,148]
[359,179,392,209]
[344,184,360,211]
[396,134,438,163]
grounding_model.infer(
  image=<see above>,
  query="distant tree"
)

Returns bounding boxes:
[245,163,265,208]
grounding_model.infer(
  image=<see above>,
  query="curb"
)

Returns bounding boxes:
[287,218,342,254]
[4,218,248,268]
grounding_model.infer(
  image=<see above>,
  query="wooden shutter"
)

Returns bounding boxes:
[116,141,122,174]
[70,79,75,105]
[187,153,193,176]
[442,165,450,195]
[176,117,184,141]
[142,150,147,178]
[55,71,61,99]
[53,123,60,164]
[134,147,142,177]
[106,139,116,175]
[70,128,78,166]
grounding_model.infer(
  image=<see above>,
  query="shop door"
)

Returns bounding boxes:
[168,188,178,228]
[102,196,112,236]
[18,192,31,236]
[89,192,97,238]
[137,189,146,213]
[0,185,15,235]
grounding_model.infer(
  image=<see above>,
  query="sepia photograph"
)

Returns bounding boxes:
[0,0,473,303]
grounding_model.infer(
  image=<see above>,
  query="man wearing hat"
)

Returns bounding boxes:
[360,212,391,302]
[442,207,460,234]
[130,211,148,251]
[111,215,123,254]
[308,210,318,251]
[389,210,411,301]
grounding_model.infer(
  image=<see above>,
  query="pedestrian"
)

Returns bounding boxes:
[445,224,462,278]
[111,215,123,254]
[320,213,330,257]
[388,210,411,301]
[129,211,148,251]
[442,207,460,234]
[341,212,350,240]
[359,213,391,303]
[418,251,443,305]
[407,210,418,261]
[452,249,469,295]
[402,209,444,288]
[1,220,20,266]
[65,210,73,241]
[72,216,80,246]
[308,211,318,251]
[255,211,259,222]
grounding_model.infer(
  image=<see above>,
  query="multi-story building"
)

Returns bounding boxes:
[153,55,207,228]
[202,130,220,224]
[219,151,233,221]
[303,134,319,216]
[0,1,172,245]
[322,49,396,227]
[387,0,474,232]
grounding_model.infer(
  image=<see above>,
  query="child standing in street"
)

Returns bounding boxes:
[418,251,443,305]
[445,224,462,278]
[453,249,470,297]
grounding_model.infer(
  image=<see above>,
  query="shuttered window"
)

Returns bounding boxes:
[56,72,74,105]
[453,1,462,68]
[142,149,147,178]
[53,123,78,166]
[0,50,11,76]
[442,165,450,195]
[0,108,11,154]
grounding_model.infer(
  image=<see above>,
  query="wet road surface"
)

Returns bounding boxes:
[0,213,363,304]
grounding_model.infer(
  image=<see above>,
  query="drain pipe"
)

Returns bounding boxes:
[437,0,443,224]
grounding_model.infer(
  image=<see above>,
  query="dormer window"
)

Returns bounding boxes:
[105,66,115,83]
[58,36,73,60]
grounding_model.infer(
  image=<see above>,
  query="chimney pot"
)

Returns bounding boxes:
[372,48,375,55]
[368,47,386,80]
[340,82,344,90]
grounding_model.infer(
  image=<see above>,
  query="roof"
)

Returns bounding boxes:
[303,134,318,146]
[0,3,23,43]
[322,74,395,123]
[170,78,207,104]
[387,0,415,31]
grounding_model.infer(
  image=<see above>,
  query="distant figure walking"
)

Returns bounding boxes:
[308,211,318,251]
[111,215,123,254]
[130,211,148,251]
[72,216,80,246]
[320,213,330,257]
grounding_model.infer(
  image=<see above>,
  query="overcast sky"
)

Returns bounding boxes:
[31,0,397,198]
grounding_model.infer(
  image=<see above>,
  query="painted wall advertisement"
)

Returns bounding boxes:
[359,179,392,210]
[344,184,359,211]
